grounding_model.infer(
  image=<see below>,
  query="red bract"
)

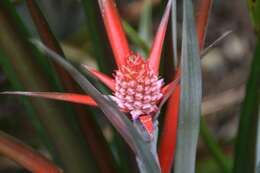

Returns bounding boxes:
[159,85,180,173]
[2,0,177,138]
[158,0,212,172]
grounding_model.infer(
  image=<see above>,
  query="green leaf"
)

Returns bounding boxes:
[81,1,134,172]
[171,0,177,67]
[257,110,260,172]
[122,20,150,55]
[138,0,153,46]
[25,0,64,57]
[174,0,202,173]
[0,1,99,173]
[0,49,54,155]
[33,41,162,173]
[25,1,117,172]
[200,117,231,173]
[232,36,260,173]
[81,0,115,74]
[248,0,260,35]
[0,131,62,173]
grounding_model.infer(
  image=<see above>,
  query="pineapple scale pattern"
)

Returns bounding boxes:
[112,54,164,120]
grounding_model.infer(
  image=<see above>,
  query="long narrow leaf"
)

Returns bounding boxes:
[159,85,180,173]
[195,0,213,49]
[25,0,77,88]
[0,49,56,159]
[159,0,212,172]
[160,24,175,83]
[0,2,98,173]
[195,1,230,172]
[123,20,150,55]
[0,131,62,173]
[81,0,116,74]
[139,0,153,45]
[82,65,115,91]
[1,91,97,106]
[201,30,232,57]
[137,0,153,56]
[174,1,202,173]
[158,0,178,172]
[25,0,64,56]
[248,0,260,36]
[25,2,117,171]
[81,1,133,172]
[171,0,177,67]
[232,36,260,173]
[26,0,118,172]
[34,41,162,173]
[97,0,131,67]
[200,117,231,173]
[148,0,172,75]
[257,110,260,172]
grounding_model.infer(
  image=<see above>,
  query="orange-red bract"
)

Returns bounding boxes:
[158,0,212,172]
